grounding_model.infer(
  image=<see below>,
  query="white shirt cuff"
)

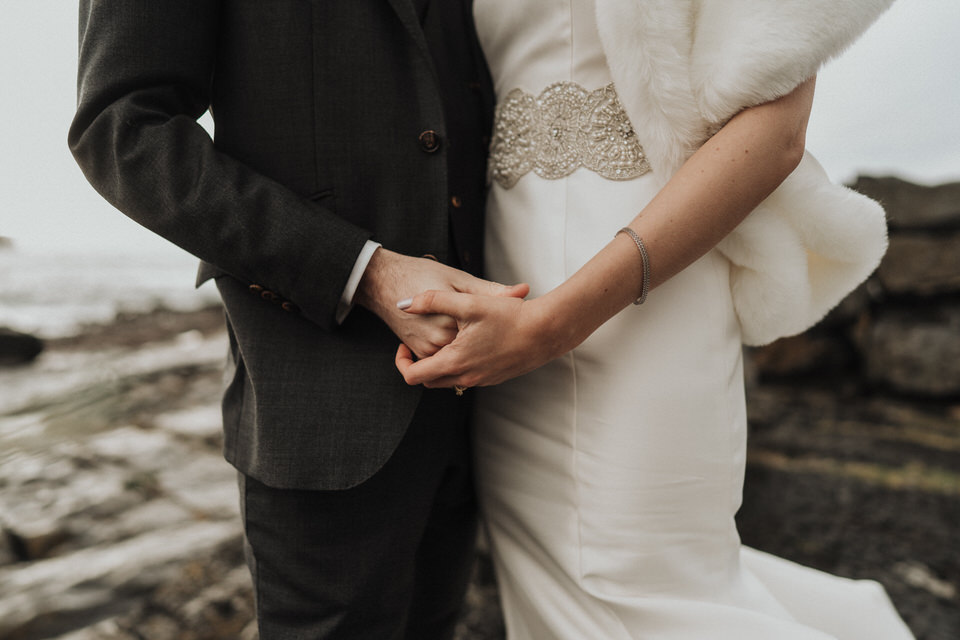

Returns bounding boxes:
[336,240,381,324]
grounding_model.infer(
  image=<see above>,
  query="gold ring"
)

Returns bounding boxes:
[453,385,467,396]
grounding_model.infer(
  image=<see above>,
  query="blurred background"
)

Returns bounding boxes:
[1,1,958,639]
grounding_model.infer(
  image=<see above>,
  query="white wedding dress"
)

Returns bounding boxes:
[471,1,915,638]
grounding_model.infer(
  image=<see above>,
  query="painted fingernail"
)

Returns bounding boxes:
[397,298,413,310]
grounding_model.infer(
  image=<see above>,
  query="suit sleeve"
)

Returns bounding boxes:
[68,0,372,331]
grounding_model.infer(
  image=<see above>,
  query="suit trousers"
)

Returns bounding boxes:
[239,389,477,639]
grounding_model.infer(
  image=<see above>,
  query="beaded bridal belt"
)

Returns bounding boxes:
[489,81,651,189]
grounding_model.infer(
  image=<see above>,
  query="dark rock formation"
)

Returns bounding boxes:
[739,385,960,640]
[749,331,858,380]
[0,328,44,366]
[877,233,960,296]
[743,175,960,639]
[860,305,960,397]
[851,176,960,231]
[751,175,960,399]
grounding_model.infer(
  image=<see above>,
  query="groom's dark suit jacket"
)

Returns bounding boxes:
[69,0,493,490]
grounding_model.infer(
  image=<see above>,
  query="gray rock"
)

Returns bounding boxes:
[51,619,138,640]
[43,526,249,640]
[67,499,197,553]
[0,424,237,563]
[851,176,960,230]
[0,520,241,640]
[877,232,960,296]
[0,456,140,562]
[84,426,193,471]
[157,454,240,519]
[1,524,70,564]
[860,305,960,397]
[154,404,223,442]
[176,565,254,637]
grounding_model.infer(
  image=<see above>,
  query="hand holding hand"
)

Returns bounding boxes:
[394,291,571,389]
[355,249,529,358]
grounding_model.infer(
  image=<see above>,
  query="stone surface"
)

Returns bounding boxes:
[0,320,246,639]
[0,521,241,640]
[0,423,239,561]
[742,384,960,640]
[0,455,139,562]
[749,331,858,380]
[851,176,960,230]
[154,404,223,441]
[877,232,960,296]
[860,305,960,397]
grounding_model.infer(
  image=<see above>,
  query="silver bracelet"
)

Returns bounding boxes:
[616,227,650,305]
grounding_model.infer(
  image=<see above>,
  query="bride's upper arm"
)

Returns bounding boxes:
[721,75,817,167]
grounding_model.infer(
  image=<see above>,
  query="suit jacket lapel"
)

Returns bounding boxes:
[385,0,431,61]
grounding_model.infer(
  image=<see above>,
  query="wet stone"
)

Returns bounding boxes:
[877,232,960,296]
[851,176,960,231]
[0,327,44,366]
[861,305,960,397]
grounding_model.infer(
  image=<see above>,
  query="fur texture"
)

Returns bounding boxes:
[595,0,894,345]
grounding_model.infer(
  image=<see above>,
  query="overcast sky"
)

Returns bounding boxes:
[1,0,958,256]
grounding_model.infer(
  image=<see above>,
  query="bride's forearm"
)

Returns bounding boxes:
[536,77,817,352]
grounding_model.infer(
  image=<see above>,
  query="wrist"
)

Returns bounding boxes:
[355,247,397,314]
[527,295,579,359]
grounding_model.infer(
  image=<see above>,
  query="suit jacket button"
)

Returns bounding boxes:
[249,284,264,295]
[261,290,279,302]
[450,195,462,208]
[281,301,300,314]
[419,130,441,153]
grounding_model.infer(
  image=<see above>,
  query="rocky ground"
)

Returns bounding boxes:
[0,304,955,640]
[0,308,251,640]
[740,384,960,640]
[2,175,958,639]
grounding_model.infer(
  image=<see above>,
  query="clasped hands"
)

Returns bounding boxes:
[356,248,567,390]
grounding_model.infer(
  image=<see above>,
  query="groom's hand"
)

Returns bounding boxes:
[355,248,529,359]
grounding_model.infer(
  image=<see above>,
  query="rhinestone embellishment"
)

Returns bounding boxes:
[489,82,651,188]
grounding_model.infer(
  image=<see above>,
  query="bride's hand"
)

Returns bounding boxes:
[355,249,530,359]
[394,291,570,388]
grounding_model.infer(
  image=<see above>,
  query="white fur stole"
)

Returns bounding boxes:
[596,0,894,345]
